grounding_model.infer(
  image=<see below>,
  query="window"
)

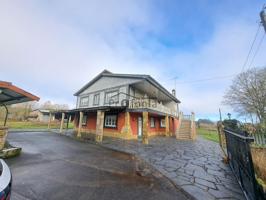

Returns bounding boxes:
[105,91,119,104]
[160,118,166,127]
[82,115,87,125]
[150,117,155,128]
[104,115,117,128]
[93,93,100,105]
[80,96,89,107]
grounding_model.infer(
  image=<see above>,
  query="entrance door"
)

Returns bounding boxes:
[137,117,142,138]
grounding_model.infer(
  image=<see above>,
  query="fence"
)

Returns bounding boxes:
[253,133,266,145]
[224,129,266,200]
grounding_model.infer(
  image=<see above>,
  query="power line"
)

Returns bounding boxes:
[173,74,236,85]
[241,23,262,72]
[247,32,265,69]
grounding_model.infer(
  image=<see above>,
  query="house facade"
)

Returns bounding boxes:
[66,70,195,143]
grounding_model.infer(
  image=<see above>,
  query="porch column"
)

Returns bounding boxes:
[77,111,83,138]
[191,112,196,140]
[95,110,105,143]
[121,112,132,139]
[142,111,149,144]
[60,112,65,133]
[165,115,169,136]
[66,115,71,130]
[47,112,52,130]
[175,112,183,139]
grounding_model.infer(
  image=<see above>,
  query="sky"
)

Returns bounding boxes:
[0,0,265,121]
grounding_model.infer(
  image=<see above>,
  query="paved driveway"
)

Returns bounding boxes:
[6,132,190,200]
[101,136,246,200]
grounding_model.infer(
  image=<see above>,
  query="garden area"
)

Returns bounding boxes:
[0,120,74,130]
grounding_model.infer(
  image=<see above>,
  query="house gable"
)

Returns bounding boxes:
[79,76,142,95]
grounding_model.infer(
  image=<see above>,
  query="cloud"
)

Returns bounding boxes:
[0,1,265,120]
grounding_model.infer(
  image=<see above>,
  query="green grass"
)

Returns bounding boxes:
[0,121,74,129]
[197,128,219,143]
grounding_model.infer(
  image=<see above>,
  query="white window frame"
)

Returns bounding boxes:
[160,118,166,128]
[82,115,87,125]
[105,90,119,104]
[80,96,89,107]
[150,117,155,128]
[104,115,117,128]
[93,93,100,105]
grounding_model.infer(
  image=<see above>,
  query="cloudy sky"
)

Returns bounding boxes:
[1,0,265,120]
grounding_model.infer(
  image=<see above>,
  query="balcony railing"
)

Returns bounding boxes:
[128,98,178,116]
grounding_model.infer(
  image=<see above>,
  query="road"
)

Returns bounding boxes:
[6,132,190,200]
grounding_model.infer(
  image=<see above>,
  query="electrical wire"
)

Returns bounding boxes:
[173,74,236,85]
[247,32,265,70]
[241,24,262,72]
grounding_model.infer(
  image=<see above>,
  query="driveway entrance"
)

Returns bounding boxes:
[6,132,190,200]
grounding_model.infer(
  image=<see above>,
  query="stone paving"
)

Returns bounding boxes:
[100,136,245,200]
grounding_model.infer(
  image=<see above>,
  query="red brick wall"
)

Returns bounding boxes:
[84,112,97,130]
[130,112,141,135]
[148,115,165,133]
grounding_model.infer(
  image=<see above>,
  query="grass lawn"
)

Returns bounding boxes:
[197,128,219,143]
[0,121,74,129]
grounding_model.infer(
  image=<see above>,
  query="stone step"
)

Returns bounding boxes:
[180,127,190,130]
[179,129,191,132]
[179,134,190,137]
[180,126,190,128]
[177,136,191,139]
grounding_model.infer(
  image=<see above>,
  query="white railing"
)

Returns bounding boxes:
[128,98,178,116]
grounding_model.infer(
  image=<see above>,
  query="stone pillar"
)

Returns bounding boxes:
[165,115,169,136]
[77,111,83,138]
[191,112,196,140]
[121,112,133,139]
[0,127,8,150]
[175,112,183,139]
[48,112,52,130]
[142,111,149,144]
[60,113,65,133]
[95,110,105,143]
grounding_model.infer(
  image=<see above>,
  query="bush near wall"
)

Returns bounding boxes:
[251,145,266,188]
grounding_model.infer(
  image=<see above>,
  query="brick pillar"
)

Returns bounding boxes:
[142,111,149,144]
[60,113,65,133]
[95,110,105,143]
[121,112,133,139]
[77,111,83,138]
[165,115,169,136]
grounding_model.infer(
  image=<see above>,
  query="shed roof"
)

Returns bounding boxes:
[0,81,40,105]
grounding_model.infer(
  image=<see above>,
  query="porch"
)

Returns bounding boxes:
[51,107,181,144]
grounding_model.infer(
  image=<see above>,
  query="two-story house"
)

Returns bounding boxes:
[68,70,184,143]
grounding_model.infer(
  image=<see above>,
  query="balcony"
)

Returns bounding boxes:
[128,98,178,117]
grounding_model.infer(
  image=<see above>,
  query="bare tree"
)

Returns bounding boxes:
[223,67,266,124]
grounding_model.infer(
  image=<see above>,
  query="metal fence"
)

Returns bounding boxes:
[224,129,265,200]
[253,133,266,145]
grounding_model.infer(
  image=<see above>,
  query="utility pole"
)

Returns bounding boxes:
[260,5,266,33]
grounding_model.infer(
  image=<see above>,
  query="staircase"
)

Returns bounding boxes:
[175,112,197,140]
[178,120,191,140]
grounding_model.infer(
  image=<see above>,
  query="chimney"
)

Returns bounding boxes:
[172,89,176,97]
